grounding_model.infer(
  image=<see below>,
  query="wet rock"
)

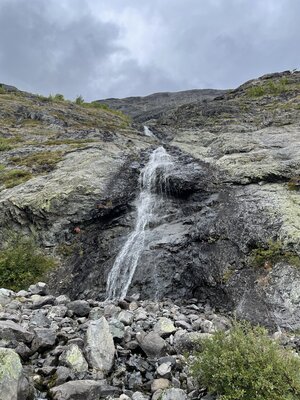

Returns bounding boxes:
[0,320,34,343]
[174,331,212,352]
[0,288,14,306]
[28,282,48,295]
[154,317,176,337]
[89,307,104,320]
[31,328,57,352]
[29,309,51,328]
[55,366,75,386]
[132,392,150,400]
[68,300,90,317]
[59,344,88,373]
[50,380,120,400]
[48,305,68,319]
[109,319,125,340]
[55,295,71,305]
[85,317,115,373]
[161,388,187,400]
[31,295,56,309]
[0,348,28,400]
[118,310,134,325]
[137,331,167,358]
[157,362,172,378]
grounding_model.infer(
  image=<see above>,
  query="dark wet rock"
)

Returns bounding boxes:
[50,380,120,400]
[67,300,90,317]
[161,388,188,400]
[136,331,168,358]
[0,320,34,344]
[28,282,48,295]
[31,295,56,309]
[31,328,57,352]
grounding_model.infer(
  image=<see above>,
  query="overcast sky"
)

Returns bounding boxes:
[0,0,299,100]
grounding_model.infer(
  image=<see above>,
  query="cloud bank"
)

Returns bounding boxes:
[0,0,299,100]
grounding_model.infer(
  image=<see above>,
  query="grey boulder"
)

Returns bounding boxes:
[50,380,120,400]
[85,317,115,373]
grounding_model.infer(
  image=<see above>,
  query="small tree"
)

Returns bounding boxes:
[75,95,84,105]
[191,321,300,400]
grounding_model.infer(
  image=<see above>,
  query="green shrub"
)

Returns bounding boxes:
[250,240,300,268]
[247,86,266,97]
[75,95,84,105]
[191,321,300,400]
[0,235,56,291]
[48,93,65,102]
[0,136,22,151]
[288,176,300,191]
[10,150,63,172]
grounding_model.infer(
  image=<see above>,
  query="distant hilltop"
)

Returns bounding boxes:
[96,88,227,123]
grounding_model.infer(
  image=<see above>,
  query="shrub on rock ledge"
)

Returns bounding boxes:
[191,321,300,400]
[0,235,56,291]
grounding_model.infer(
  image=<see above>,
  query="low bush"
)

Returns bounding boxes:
[10,150,63,172]
[75,95,84,105]
[250,240,300,268]
[191,321,300,400]
[0,235,56,291]
[288,176,300,191]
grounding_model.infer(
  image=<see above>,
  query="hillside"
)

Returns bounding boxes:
[0,72,299,330]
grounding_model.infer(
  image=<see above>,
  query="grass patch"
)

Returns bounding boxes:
[246,78,288,98]
[0,136,22,151]
[49,93,65,102]
[10,150,63,172]
[191,321,300,400]
[0,234,56,291]
[288,176,300,191]
[250,240,300,268]
[0,169,32,188]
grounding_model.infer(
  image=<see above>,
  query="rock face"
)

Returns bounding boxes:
[96,89,226,123]
[0,348,27,400]
[85,317,115,373]
[0,284,238,399]
[0,71,300,330]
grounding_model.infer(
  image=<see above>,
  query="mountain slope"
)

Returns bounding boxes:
[0,72,300,329]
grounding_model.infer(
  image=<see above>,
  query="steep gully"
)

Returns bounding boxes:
[107,136,174,300]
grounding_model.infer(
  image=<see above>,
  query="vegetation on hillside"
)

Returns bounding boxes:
[191,321,300,400]
[0,234,57,291]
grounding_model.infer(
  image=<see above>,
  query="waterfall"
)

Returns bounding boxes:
[144,125,155,138]
[106,147,173,300]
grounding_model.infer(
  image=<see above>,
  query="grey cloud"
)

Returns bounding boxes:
[0,0,299,99]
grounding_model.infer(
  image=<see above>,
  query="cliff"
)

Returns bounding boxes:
[0,71,300,329]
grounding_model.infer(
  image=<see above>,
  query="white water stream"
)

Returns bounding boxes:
[143,125,156,138]
[106,147,173,300]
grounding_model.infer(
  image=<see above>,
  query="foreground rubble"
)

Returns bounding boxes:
[0,283,234,400]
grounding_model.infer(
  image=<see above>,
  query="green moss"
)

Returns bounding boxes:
[250,240,300,268]
[246,78,289,98]
[0,136,23,151]
[0,234,57,291]
[0,169,33,188]
[288,176,300,191]
[10,150,63,172]
[191,321,300,400]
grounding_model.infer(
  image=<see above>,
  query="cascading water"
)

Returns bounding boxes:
[106,147,173,300]
[143,125,155,138]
